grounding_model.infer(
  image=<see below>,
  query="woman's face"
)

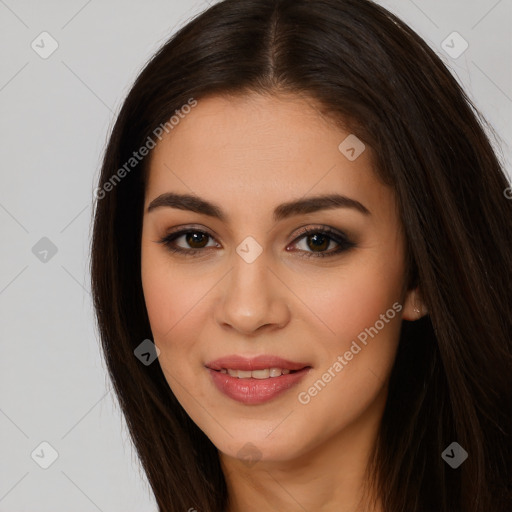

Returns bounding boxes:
[141,93,419,463]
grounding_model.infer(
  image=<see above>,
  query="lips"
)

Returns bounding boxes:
[205,355,312,405]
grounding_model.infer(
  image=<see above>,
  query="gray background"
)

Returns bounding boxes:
[1,0,510,511]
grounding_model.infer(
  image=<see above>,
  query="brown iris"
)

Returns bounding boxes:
[306,233,329,252]
[186,232,209,249]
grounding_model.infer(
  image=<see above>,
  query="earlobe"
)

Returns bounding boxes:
[402,286,428,321]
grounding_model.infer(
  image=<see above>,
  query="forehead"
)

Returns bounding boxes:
[144,93,394,222]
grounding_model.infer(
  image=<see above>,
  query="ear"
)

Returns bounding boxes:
[402,286,428,321]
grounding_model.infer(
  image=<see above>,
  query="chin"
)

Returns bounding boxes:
[211,424,314,465]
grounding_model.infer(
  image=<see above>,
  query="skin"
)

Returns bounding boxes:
[140,93,427,512]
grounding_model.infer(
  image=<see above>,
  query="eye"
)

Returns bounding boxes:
[287,226,356,258]
[157,228,219,256]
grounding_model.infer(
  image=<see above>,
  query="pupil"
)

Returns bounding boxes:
[308,234,328,251]
[187,233,207,248]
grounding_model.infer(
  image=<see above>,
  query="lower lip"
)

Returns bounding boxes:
[207,367,311,405]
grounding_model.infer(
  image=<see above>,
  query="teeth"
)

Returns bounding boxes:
[222,367,293,379]
[252,369,269,379]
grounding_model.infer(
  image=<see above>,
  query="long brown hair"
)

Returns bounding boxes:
[90,1,512,510]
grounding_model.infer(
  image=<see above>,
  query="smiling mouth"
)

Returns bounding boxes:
[207,365,312,404]
[205,355,312,403]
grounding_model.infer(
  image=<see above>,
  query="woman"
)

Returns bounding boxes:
[90,0,512,510]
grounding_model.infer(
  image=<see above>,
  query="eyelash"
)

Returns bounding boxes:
[157,225,356,259]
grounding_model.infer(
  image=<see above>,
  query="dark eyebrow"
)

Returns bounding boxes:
[146,192,370,220]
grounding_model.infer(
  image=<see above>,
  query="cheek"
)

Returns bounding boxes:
[141,265,176,339]
[294,283,402,442]
[298,251,404,344]
[141,246,198,347]
[293,244,405,406]
[140,245,218,388]
[141,264,201,400]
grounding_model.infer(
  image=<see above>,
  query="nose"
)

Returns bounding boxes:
[214,251,291,335]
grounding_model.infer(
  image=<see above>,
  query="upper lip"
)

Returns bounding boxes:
[206,355,311,371]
